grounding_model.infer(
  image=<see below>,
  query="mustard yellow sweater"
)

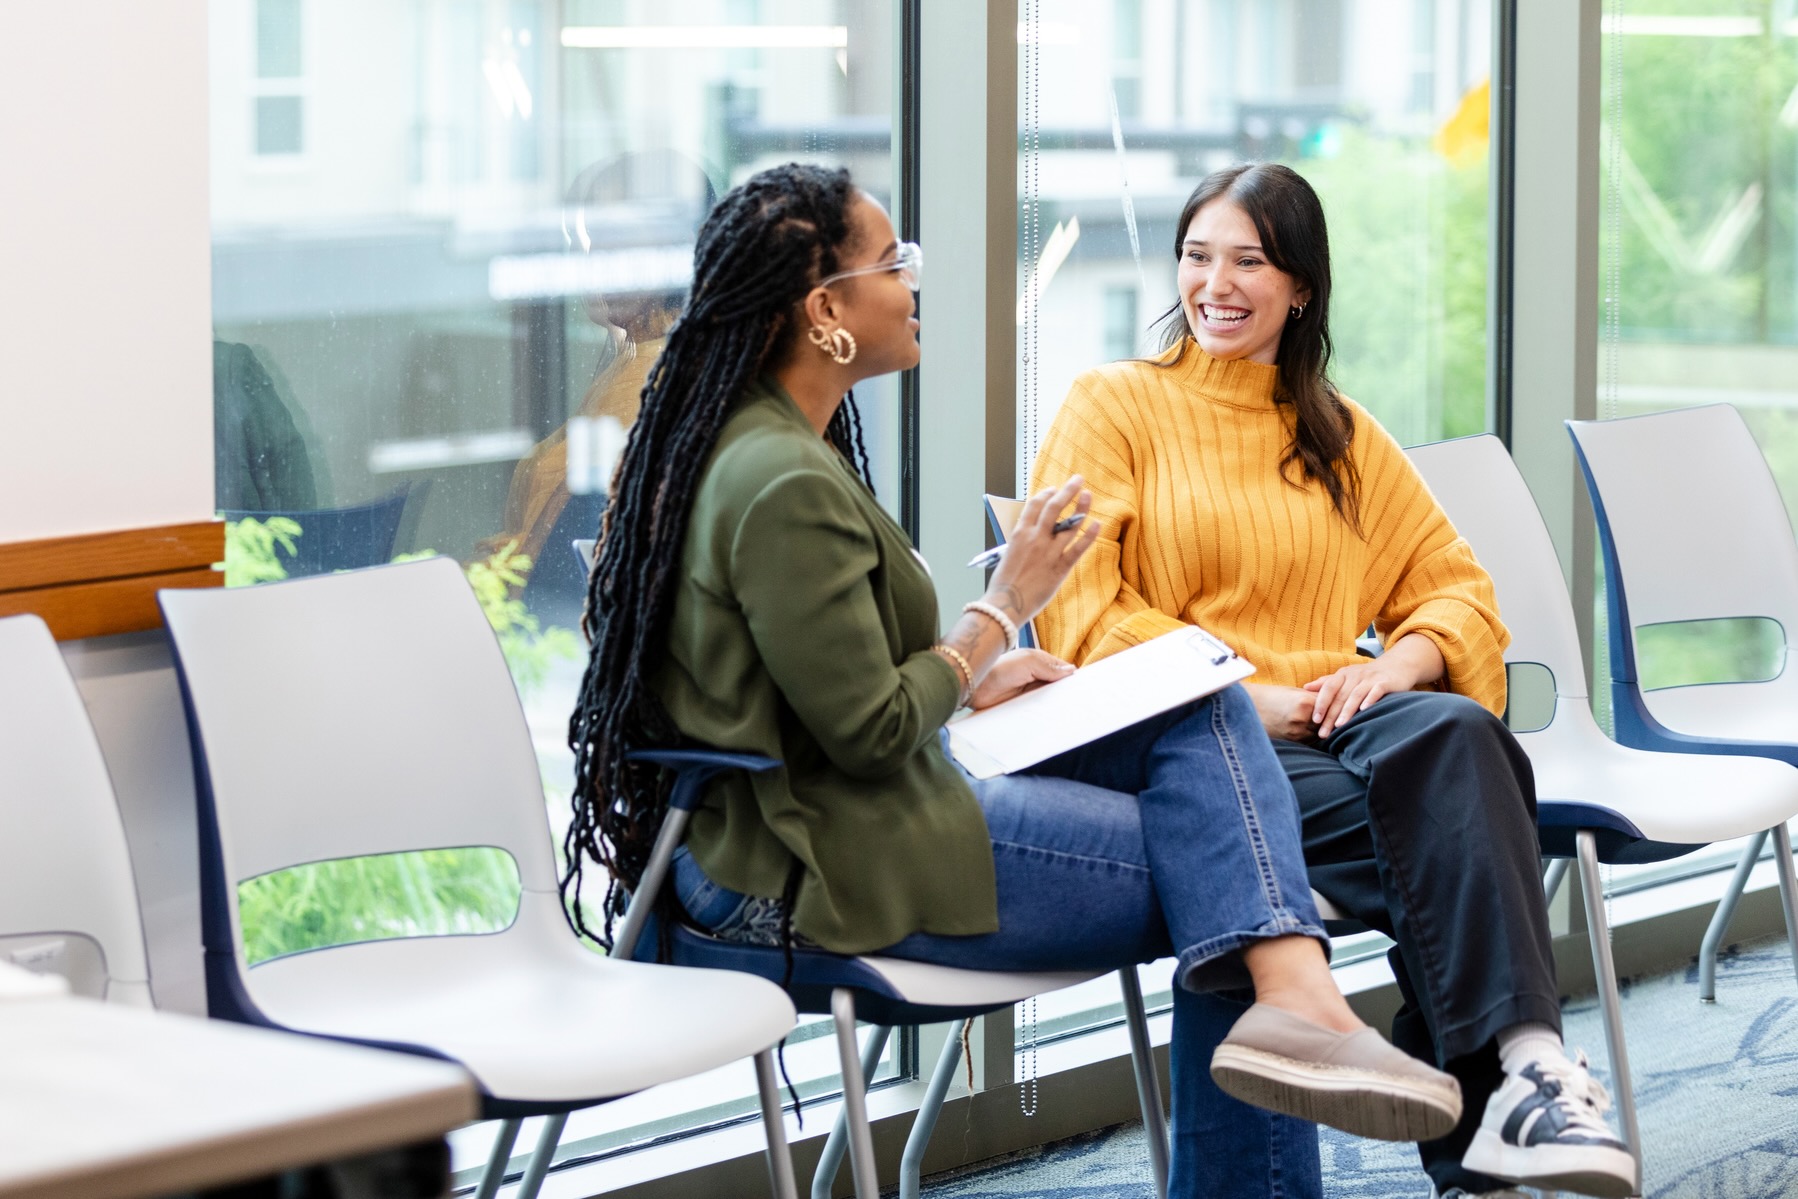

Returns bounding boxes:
[1031,342,1510,715]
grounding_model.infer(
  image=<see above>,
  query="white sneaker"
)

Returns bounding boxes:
[1461,1050,1638,1198]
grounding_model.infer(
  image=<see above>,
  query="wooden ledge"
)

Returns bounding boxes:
[0,522,224,641]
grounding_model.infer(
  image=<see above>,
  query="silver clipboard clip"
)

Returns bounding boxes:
[1187,628,1239,667]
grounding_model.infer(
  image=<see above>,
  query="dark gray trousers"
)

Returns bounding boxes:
[1275,690,1560,1195]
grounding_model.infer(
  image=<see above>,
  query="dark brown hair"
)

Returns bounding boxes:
[1155,163,1360,530]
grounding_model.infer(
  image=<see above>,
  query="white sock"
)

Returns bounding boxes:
[1496,1021,1565,1075]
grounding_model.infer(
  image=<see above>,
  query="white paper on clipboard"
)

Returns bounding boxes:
[946,626,1255,779]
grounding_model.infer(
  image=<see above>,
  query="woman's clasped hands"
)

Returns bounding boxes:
[1247,631,1448,742]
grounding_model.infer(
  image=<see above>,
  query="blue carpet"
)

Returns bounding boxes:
[922,935,1798,1198]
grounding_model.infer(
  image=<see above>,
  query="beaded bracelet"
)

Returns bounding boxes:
[962,600,1019,651]
[933,644,974,704]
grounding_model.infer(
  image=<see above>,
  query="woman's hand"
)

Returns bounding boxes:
[969,648,1076,710]
[1243,683,1321,744]
[984,477,1100,626]
[1303,633,1446,738]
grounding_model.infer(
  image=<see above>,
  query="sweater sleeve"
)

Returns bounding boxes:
[1030,374,1189,665]
[730,468,963,780]
[1355,413,1511,715]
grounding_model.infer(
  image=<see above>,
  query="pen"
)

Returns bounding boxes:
[966,514,1087,570]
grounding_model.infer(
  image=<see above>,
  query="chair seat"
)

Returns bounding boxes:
[648,920,1100,1025]
[1526,728,1798,854]
[1639,681,1798,760]
[242,928,796,1109]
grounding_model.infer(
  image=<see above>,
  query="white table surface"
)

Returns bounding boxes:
[0,994,478,1199]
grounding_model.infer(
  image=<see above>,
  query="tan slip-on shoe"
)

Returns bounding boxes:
[1210,1002,1463,1142]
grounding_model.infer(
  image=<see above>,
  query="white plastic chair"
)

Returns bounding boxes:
[0,614,153,1007]
[157,558,800,1199]
[1407,433,1798,1185]
[1569,403,1798,1000]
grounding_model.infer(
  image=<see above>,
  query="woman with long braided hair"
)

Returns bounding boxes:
[563,162,1462,1192]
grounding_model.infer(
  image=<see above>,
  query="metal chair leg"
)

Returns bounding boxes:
[1118,968,1170,1199]
[830,989,881,1199]
[514,1112,567,1199]
[812,1024,891,1199]
[1699,830,1769,1002]
[472,1118,522,1199]
[898,1019,969,1199]
[1576,830,1643,1189]
[754,1048,800,1199]
[1774,821,1798,989]
[1543,857,1570,904]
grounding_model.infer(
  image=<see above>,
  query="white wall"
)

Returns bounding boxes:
[0,1,214,543]
[0,5,216,1011]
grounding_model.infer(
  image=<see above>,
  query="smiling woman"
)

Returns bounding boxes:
[1030,161,1636,1199]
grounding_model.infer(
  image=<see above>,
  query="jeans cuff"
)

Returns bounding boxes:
[1175,915,1330,994]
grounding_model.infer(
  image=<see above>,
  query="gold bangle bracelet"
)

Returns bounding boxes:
[934,644,974,703]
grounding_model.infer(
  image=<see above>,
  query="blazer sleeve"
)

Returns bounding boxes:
[1030,374,1188,665]
[1357,417,1511,715]
[730,467,962,780]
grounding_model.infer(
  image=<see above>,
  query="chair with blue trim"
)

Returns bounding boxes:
[1569,404,1798,1003]
[616,756,1171,1199]
[158,558,801,1199]
[1407,431,1798,1187]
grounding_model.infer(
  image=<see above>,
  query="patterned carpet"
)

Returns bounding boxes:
[922,935,1798,1199]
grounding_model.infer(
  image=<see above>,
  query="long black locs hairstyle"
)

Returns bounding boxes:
[563,162,875,948]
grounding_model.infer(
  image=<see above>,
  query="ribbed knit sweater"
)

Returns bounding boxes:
[1031,342,1510,715]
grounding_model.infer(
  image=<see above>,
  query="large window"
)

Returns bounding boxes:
[210,0,899,1180]
[1016,0,1493,481]
[1013,0,1494,1051]
[1592,4,1798,892]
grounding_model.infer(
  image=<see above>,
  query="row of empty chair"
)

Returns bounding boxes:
[5,404,1797,1199]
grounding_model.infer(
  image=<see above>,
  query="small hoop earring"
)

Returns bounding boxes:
[1289,304,1306,321]
[807,324,857,365]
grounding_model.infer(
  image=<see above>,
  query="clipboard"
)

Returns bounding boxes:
[946,626,1255,779]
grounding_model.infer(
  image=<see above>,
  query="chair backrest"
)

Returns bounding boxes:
[158,557,560,961]
[0,615,152,1005]
[1568,404,1798,686]
[981,495,1039,649]
[222,483,416,578]
[1404,436,1589,702]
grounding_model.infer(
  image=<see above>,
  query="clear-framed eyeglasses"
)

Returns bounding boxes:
[818,241,922,292]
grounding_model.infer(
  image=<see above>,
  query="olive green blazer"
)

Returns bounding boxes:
[653,378,998,953]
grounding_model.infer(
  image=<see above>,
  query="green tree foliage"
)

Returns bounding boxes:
[1301,128,1491,446]
[236,848,523,965]
[1608,0,1798,343]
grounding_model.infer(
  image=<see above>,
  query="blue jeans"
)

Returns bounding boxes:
[674,684,1327,1199]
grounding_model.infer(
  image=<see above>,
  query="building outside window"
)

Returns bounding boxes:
[252,0,307,156]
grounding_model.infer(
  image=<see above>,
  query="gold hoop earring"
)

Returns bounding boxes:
[829,328,857,365]
[807,324,857,365]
